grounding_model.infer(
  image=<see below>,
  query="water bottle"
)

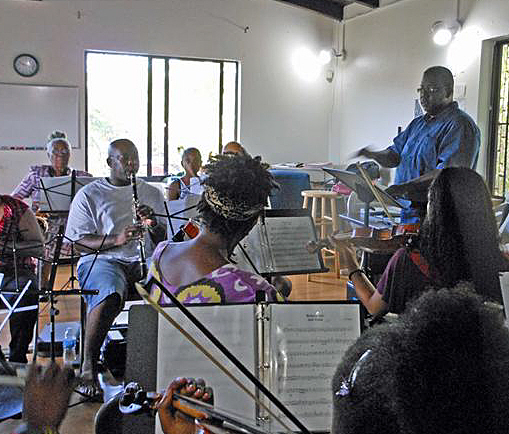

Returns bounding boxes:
[63,327,77,365]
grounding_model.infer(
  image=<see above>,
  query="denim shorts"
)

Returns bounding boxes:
[77,257,149,313]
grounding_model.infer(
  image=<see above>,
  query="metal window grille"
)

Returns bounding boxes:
[490,41,509,197]
[84,51,239,177]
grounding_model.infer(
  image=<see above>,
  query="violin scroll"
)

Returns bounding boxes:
[119,382,160,415]
[306,239,332,254]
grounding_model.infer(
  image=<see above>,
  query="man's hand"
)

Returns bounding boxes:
[116,224,145,246]
[136,204,158,228]
[23,363,75,432]
[350,147,401,168]
[351,146,373,160]
[157,377,213,434]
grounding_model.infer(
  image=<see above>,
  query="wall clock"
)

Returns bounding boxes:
[13,54,39,77]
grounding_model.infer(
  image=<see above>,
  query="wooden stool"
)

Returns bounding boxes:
[301,190,341,278]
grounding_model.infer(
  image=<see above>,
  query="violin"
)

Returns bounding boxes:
[96,381,270,434]
[307,223,420,254]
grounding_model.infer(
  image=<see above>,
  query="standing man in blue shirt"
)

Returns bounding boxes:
[356,66,480,223]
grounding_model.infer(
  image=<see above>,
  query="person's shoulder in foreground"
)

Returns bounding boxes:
[332,284,509,434]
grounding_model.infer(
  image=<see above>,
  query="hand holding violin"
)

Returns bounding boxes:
[157,377,214,434]
[334,241,360,275]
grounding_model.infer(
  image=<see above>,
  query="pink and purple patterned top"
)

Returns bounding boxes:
[148,240,283,305]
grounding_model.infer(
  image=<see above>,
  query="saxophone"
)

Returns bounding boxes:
[130,173,148,278]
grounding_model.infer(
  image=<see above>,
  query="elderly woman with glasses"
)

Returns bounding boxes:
[12,131,91,212]
[11,131,92,283]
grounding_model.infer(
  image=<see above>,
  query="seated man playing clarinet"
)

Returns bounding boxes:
[65,139,166,399]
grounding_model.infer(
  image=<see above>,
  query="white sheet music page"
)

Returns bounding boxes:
[269,303,361,432]
[263,216,322,273]
[156,304,257,434]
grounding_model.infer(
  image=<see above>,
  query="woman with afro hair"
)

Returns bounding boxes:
[148,154,285,304]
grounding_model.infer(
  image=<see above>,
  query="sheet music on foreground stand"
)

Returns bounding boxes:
[236,209,328,277]
[127,300,364,434]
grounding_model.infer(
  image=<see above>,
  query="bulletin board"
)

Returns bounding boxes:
[0,83,79,150]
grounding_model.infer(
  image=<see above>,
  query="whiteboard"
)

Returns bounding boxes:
[0,83,79,150]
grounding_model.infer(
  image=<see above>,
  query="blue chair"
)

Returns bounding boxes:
[268,170,311,209]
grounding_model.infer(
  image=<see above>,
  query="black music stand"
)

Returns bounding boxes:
[160,195,201,238]
[323,167,404,228]
[30,226,99,363]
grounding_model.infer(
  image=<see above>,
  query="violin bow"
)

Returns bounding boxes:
[135,279,311,434]
[356,162,397,225]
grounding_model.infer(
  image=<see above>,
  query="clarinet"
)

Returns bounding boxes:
[130,173,148,279]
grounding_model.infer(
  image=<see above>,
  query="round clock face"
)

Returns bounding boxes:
[13,54,39,77]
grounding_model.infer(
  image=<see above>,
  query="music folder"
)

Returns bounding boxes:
[126,301,364,434]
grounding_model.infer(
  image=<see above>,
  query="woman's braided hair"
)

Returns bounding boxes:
[197,154,277,257]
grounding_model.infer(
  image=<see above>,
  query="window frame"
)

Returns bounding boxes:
[487,39,509,198]
[84,50,239,175]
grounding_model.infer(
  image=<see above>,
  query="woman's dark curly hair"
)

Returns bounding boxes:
[332,287,509,434]
[197,154,277,257]
[418,167,503,300]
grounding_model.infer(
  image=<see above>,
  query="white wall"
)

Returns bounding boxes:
[330,0,509,180]
[0,0,334,194]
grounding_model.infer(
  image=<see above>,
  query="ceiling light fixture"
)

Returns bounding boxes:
[318,48,346,65]
[431,20,462,46]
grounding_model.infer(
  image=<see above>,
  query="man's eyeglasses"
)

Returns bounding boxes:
[417,86,443,95]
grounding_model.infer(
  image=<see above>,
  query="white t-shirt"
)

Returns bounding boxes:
[65,178,166,265]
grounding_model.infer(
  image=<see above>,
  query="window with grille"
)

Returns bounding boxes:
[85,51,239,177]
[489,40,509,197]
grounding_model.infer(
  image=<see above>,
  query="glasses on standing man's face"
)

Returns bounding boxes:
[417,86,444,95]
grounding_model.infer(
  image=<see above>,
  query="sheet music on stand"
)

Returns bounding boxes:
[38,175,98,212]
[126,301,364,434]
[237,209,327,276]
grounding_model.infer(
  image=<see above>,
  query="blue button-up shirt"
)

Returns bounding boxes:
[389,102,480,185]
[388,102,480,223]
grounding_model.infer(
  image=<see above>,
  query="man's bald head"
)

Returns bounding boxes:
[107,138,140,184]
[419,66,454,115]
[108,139,137,158]
[422,66,454,97]
[223,141,248,156]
